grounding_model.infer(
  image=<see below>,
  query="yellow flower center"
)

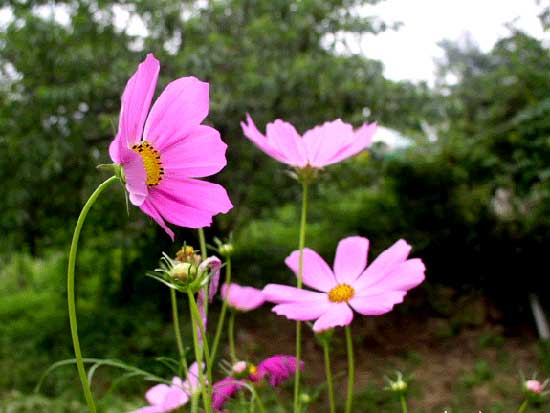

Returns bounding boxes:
[131,141,164,187]
[248,365,258,376]
[328,284,355,303]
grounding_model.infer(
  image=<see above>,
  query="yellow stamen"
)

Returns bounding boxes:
[131,141,163,187]
[328,284,355,303]
[249,365,258,376]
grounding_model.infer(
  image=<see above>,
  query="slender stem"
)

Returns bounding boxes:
[198,228,207,260]
[67,175,118,413]
[518,399,529,413]
[252,388,267,413]
[322,340,336,413]
[211,257,231,362]
[228,311,237,362]
[294,182,308,413]
[400,394,408,413]
[345,325,355,413]
[187,290,212,413]
[170,288,188,375]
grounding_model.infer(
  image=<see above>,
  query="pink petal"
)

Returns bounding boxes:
[312,303,354,333]
[265,119,308,167]
[145,384,171,406]
[366,258,425,293]
[262,284,328,303]
[183,362,202,396]
[272,299,331,321]
[241,114,288,163]
[348,291,406,316]
[147,188,215,229]
[328,122,376,164]
[112,53,160,164]
[161,387,188,410]
[254,355,303,387]
[198,256,222,301]
[212,378,247,411]
[139,199,175,240]
[161,125,228,178]
[156,177,232,215]
[221,283,265,312]
[353,239,412,291]
[285,248,336,292]
[143,76,209,151]
[333,236,369,285]
[302,119,355,167]
[122,150,148,206]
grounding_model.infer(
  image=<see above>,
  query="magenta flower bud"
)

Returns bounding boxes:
[525,379,543,394]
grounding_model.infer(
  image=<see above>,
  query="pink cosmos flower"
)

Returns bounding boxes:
[249,355,303,387]
[221,283,265,312]
[129,362,203,413]
[212,355,302,411]
[241,114,376,169]
[109,53,232,239]
[263,236,425,333]
[212,377,247,411]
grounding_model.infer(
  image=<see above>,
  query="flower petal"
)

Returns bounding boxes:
[272,299,331,321]
[145,384,171,406]
[156,177,232,215]
[139,199,175,240]
[348,291,407,316]
[285,248,336,292]
[147,188,216,229]
[369,258,426,292]
[161,387,188,410]
[265,119,308,167]
[123,150,148,206]
[144,76,209,150]
[112,53,160,164]
[183,362,203,396]
[352,239,412,292]
[333,236,369,285]
[262,284,328,303]
[161,125,228,178]
[212,378,247,411]
[312,303,354,333]
[241,114,288,163]
[328,122,376,164]
[222,283,265,312]
[302,119,355,168]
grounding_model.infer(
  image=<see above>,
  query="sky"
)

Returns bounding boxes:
[355,0,549,83]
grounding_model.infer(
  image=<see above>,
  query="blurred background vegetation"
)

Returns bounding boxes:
[1,0,549,412]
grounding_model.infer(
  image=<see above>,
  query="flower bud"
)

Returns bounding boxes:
[231,361,247,375]
[170,262,193,281]
[218,243,234,257]
[386,371,408,395]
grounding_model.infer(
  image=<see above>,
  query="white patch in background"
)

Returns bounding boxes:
[329,0,549,84]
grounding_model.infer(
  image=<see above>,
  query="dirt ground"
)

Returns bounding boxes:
[231,302,546,413]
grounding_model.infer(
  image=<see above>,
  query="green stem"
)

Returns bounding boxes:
[400,394,408,413]
[228,311,237,362]
[211,257,231,362]
[170,288,188,375]
[518,399,529,413]
[67,175,118,413]
[198,228,207,260]
[322,340,336,413]
[345,325,354,413]
[187,290,212,413]
[294,182,308,413]
[252,388,267,413]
